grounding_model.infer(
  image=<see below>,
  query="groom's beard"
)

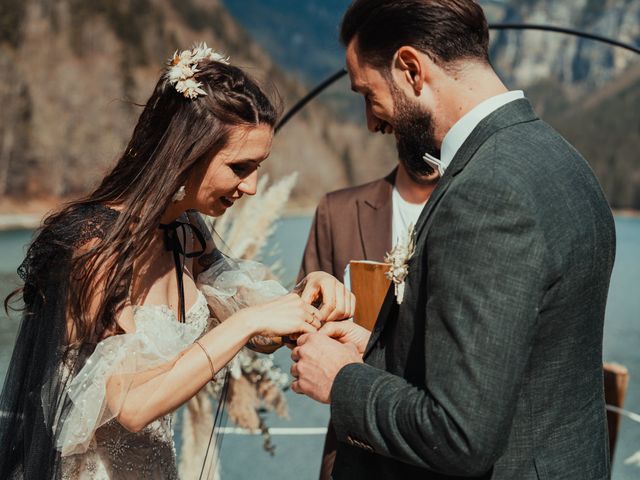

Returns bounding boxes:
[392,88,440,185]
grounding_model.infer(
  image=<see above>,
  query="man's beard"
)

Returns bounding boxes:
[392,86,440,184]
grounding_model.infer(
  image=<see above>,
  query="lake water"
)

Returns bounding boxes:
[1,216,639,479]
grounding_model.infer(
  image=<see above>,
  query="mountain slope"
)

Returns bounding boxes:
[0,0,396,208]
[547,64,640,209]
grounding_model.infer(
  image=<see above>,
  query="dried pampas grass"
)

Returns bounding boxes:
[179,172,298,473]
[211,172,298,261]
[179,393,220,480]
[227,374,261,431]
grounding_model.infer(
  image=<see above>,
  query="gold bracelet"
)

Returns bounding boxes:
[194,340,216,381]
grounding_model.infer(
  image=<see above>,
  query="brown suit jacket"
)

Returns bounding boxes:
[299,170,395,282]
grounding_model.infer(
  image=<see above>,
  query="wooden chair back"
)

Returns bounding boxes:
[603,362,629,460]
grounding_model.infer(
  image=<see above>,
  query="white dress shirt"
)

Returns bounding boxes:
[391,187,426,248]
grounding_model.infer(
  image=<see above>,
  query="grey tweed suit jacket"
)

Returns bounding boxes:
[330,99,616,479]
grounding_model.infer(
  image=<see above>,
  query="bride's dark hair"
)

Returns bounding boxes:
[10,59,281,346]
[0,57,280,479]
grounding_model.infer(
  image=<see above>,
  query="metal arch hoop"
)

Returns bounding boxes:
[275,23,640,132]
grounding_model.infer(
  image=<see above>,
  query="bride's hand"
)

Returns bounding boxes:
[237,293,322,338]
[295,272,356,322]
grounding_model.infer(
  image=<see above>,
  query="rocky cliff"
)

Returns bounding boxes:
[486,0,639,92]
[483,0,640,209]
[0,0,396,210]
[1,0,639,211]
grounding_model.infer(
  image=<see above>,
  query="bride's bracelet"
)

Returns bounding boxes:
[194,339,216,381]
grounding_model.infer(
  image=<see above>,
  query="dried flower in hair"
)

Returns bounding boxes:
[166,42,230,99]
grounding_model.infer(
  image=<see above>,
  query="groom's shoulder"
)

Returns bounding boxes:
[471,117,586,182]
[457,118,600,212]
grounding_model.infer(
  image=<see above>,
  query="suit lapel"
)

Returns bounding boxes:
[364,99,538,359]
[356,170,395,261]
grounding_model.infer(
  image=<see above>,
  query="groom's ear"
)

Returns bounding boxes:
[394,46,426,95]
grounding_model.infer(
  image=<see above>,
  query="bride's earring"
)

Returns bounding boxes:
[172,185,186,203]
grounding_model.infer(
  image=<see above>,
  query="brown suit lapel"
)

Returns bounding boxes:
[356,170,395,262]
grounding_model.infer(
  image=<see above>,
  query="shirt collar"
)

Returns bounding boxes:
[423,90,525,175]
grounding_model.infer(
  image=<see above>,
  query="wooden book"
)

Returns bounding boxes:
[349,260,391,332]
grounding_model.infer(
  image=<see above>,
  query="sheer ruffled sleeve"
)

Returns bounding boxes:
[196,256,288,322]
[54,307,204,457]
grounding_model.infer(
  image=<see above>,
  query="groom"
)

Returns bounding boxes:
[291,1,616,478]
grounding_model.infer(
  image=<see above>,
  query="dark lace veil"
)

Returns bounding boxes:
[0,204,119,479]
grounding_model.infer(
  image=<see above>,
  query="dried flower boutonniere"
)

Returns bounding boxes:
[384,224,416,304]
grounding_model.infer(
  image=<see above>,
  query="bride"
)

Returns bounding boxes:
[0,44,354,479]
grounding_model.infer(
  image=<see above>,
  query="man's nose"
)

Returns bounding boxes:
[238,169,258,196]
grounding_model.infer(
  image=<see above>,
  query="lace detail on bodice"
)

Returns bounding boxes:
[132,290,209,337]
[62,415,178,479]
[58,291,210,479]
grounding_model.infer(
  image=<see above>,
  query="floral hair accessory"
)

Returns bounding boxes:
[166,42,230,99]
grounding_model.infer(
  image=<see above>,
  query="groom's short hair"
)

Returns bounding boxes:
[340,0,490,69]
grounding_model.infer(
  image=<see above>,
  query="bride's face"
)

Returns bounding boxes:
[187,124,273,217]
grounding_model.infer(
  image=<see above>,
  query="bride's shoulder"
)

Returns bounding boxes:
[18,203,120,299]
[41,203,119,248]
[68,204,119,242]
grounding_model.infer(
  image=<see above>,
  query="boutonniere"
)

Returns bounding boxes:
[384,224,416,304]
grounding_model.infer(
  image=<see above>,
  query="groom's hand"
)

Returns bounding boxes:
[319,321,371,355]
[290,332,362,404]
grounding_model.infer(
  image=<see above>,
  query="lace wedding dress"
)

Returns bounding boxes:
[57,292,210,479]
[55,259,284,479]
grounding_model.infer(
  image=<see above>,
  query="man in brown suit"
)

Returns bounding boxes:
[299,162,437,479]
[300,164,437,283]
[300,170,391,283]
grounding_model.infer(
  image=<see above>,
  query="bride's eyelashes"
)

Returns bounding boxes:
[229,161,260,177]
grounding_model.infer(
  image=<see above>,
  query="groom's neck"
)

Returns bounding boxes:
[434,64,509,136]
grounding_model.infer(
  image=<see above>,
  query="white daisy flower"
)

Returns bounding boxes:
[175,78,207,99]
